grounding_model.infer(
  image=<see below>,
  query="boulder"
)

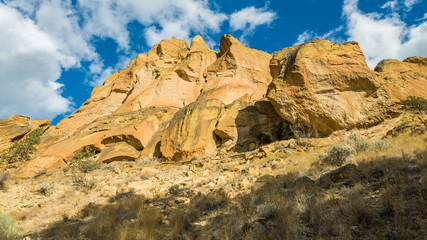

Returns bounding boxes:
[16,155,66,178]
[198,35,273,104]
[0,115,31,152]
[174,35,218,84]
[214,100,286,152]
[267,39,393,135]
[0,115,30,127]
[160,99,225,161]
[375,56,427,103]
[97,142,140,163]
[28,119,51,131]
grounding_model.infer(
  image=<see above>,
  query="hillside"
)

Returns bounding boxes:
[0,34,426,240]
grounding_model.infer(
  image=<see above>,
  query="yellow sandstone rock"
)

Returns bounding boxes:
[375,56,427,103]
[267,39,394,135]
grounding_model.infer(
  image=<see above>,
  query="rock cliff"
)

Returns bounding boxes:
[0,35,424,178]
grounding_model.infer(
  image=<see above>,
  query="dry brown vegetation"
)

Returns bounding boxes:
[25,133,427,240]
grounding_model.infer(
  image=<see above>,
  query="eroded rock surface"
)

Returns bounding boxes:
[198,35,273,104]
[267,39,393,135]
[160,100,225,161]
[11,35,424,178]
[375,56,427,103]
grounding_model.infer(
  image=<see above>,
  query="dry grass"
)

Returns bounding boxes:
[25,134,427,240]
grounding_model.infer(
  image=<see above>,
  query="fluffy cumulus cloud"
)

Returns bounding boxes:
[230,6,277,44]
[0,4,72,119]
[295,0,426,68]
[343,0,427,68]
[381,0,421,11]
[295,26,344,45]
[0,0,277,120]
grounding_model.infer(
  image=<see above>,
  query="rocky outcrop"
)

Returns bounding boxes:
[0,115,50,152]
[198,35,273,104]
[0,115,30,127]
[98,142,140,163]
[12,34,425,178]
[267,39,393,135]
[160,100,225,161]
[18,107,177,176]
[375,56,427,103]
[0,115,31,152]
[215,100,287,152]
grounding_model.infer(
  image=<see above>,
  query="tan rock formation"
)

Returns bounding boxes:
[198,35,272,104]
[23,36,218,177]
[267,39,393,135]
[97,142,140,163]
[375,56,427,103]
[0,115,30,127]
[19,108,177,176]
[160,99,225,161]
[0,115,31,152]
[28,119,51,131]
[214,100,286,152]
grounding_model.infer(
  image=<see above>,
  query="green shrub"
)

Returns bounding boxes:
[168,184,180,195]
[400,96,427,113]
[67,146,99,173]
[38,179,55,196]
[346,134,371,153]
[321,144,355,166]
[72,174,96,190]
[0,128,44,164]
[0,172,8,190]
[257,203,278,220]
[374,139,390,151]
[0,208,20,240]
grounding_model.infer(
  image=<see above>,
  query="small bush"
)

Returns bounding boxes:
[67,146,99,173]
[257,203,278,220]
[346,134,371,153]
[38,179,55,196]
[72,174,96,190]
[0,128,44,164]
[374,138,390,151]
[168,184,180,195]
[0,172,8,190]
[322,144,355,166]
[400,96,427,113]
[0,208,20,240]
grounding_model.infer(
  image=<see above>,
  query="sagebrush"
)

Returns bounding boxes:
[65,146,99,173]
[0,128,43,164]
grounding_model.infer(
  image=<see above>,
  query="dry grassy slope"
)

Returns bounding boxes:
[0,126,426,239]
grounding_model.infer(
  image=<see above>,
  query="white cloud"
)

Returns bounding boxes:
[0,0,277,120]
[230,6,277,44]
[381,0,399,11]
[403,0,421,10]
[343,0,427,68]
[0,4,72,119]
[380,0,421,12]
[295,26,344,45]
[77,0,228,48]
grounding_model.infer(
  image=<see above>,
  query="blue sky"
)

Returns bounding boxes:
[0,0,426,124]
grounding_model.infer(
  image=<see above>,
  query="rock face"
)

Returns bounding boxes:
[0,115,31,152]
[160,100,225,161]
[267,39,393,135]
[0,115,51,152]
[198,35,272,104]
[11,35,424,178]
[18,107,177,177]
[98,142,140,163]
[215,100,286,152]
[375,56,427,103]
